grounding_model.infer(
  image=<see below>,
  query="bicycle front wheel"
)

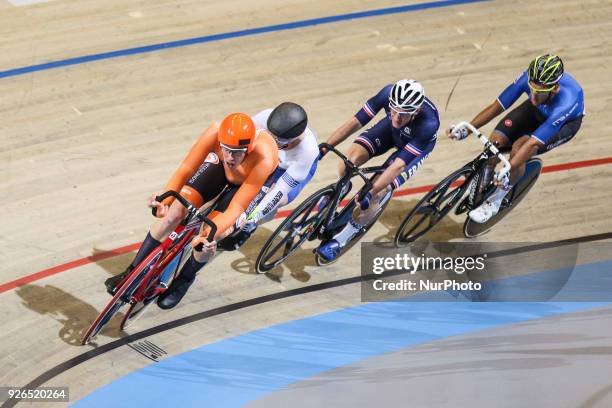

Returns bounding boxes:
[81,248,164,345]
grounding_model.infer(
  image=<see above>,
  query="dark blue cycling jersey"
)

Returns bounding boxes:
[497,71,585,145]
[355,84,439,163]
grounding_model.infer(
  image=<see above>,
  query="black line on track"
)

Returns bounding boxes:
[3,231,612,408]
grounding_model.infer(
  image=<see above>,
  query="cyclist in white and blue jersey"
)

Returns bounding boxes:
[448,54,585,223]
[221,102,320,250]
[318,79,440,261]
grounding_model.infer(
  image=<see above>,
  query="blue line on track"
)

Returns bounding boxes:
[0,0,489,79]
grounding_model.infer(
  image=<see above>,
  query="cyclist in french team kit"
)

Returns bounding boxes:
[220,102,320,250]
[317,79,440,261]
[448,54,585,223]
[105,112,279,308]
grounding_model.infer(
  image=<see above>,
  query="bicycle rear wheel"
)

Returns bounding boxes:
[256,185,335,273]
[463,158,542,237]
[394,166,472,246]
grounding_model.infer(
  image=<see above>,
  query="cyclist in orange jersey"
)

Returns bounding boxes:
[105,113,278,308]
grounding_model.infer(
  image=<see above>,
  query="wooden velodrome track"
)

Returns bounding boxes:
[1,0,611,406]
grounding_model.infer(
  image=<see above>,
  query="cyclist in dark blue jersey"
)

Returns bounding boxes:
[318,79,440,261]
[448,54,585,223]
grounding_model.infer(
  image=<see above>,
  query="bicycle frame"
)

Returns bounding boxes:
[125,190,219,302]
[453,122,513,212]
[316,143,385,237]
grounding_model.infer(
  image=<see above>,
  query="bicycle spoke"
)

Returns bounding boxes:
[268,228,297,257]
[282,236,296,257]
[416,202,435,215]
[296,198,320,225]
[404,213,429,237]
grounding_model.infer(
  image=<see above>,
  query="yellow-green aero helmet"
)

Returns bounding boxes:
[528,54,564,86]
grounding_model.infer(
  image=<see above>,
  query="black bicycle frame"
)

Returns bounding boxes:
[459,147,502,211]
[316,143,385,237]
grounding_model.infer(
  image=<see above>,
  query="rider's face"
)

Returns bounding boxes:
[221,146,247,169]
[529,82,558,106]
[390,106,417,128]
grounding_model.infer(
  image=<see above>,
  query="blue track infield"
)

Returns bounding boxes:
[74,259,612,407]
[0,0,489,79]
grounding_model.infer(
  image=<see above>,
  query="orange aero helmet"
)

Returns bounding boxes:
[218,112,256,153]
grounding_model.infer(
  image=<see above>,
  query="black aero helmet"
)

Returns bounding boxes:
[267,102,308,141]
[528,54,564,86]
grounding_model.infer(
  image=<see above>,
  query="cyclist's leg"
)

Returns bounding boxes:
[493,100,545,179]
[157,183,237,309]
[342,118,394,176]
[139,160,227,264]
[509,114,582,181]
[534,115,583,155]
[107,159,225,291]
[354,139,436,227]
[469,101,544,222]
[260,159,318,224]
[244,167,285,224]
[330,118,395,206]
[318,121,395,259]
[217,167,284,250]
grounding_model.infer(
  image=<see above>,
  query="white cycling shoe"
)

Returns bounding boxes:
[468,200,501,224]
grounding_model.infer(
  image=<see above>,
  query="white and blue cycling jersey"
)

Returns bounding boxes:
[247,109,319,223]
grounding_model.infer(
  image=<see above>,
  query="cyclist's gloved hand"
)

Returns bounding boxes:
[448,124,469,141]
[318,144,329,160]
[358,191,373,210]
[495,170,511,190]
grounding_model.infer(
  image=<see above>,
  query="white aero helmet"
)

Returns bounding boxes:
[389,79,425,113]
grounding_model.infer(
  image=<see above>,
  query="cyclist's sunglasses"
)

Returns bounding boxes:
[220,143,248,154]
[271,134,292,150]
[389,104,417,117]
[528,81,557,94]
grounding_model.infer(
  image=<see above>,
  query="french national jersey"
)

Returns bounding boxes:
[355,84,439,157]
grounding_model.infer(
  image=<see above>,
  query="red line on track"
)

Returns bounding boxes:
[2,156,611,294]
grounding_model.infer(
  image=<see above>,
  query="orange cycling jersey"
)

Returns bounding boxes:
[163,123,278,239]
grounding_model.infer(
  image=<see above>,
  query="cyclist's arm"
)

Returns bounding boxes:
[468,71,528,130]
[326,85,391,147]
[210,158,277,239]
[325,116,362,147]
[469,100,505,129]
[509,138,541,170]
[162,124,218,205]
[371,157,407,195]
[377,119,438,192]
